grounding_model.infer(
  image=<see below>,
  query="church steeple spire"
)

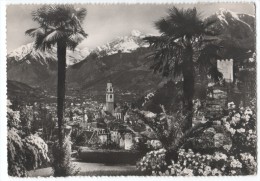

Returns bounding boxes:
[106,82,114,114]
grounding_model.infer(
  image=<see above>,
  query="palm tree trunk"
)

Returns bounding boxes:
[182,45,194,130]
[57,40,67,148]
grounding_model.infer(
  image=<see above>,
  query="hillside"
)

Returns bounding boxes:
[66,47,162,100]
[7,80,44,103]
[6,9,256,102]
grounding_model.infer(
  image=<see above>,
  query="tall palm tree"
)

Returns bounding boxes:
[144,7,222,130]
[26,5,87,148]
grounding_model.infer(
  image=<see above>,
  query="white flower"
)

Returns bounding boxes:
[231,170,236,175]
[213,152,228,161]
[249,129,253,134]
[228,102,236,109]
[237,128,245,133]
[245,115,250,122]
[244,108,253,115]
[229,127,236,135]
[224,122,230,129]
[181,168,194,176]
[198,168,203,174]
[230,158,242,168]
[205,166,211,172]
[212,168,222,176]
[223,144,232,151]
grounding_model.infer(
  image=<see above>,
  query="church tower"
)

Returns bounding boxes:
[106,82,114,114]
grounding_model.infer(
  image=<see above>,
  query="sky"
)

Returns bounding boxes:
[6,3,255,53]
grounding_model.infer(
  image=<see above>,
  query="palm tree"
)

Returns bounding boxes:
[26,5,87,148]
[144,7,222,130]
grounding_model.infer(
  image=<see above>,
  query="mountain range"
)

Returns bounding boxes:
[7,9,255,100]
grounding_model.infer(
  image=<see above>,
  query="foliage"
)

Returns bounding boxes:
[73,131,88,146]
[7,101,50,177]
[136,149,168,175]
[7,105,20,130]
[223,106,257,157]
[136,81,183,114]
[25,5,88,51]
[52,136,80,176]
[134,108,214,154]
[144,7,221,80]
[137,104,257,176]
[19,105,33,136]
[144,6,223,129]
[8,128,27,177]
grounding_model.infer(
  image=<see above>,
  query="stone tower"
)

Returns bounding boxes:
[106,82,114,114]
[217,59,233,83]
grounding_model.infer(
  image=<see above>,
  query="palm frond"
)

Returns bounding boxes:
[68,32,86,43]
[143,36,183,49]
[27,5,88,51]
[44,30,67,43]
[33,34,47,51]
[25,28,45,37]
[31,5,87,29]
[75,8,87,23]
[66,31,88,50]
[147,43,183,78]
[66,39,78,50]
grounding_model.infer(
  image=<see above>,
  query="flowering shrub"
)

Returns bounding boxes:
[223,106,256,156]
[168,149,245,176]
[7,102,50,177]
[8,128,50,176]
[137,105,257,176]
[136,149,168,175]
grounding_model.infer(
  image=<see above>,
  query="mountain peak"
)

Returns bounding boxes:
[93,30,149,56]
[215,8,239,24]
[214,8,254,31]
[8,43,90,66]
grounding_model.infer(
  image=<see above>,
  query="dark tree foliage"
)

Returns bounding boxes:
[144,7,223,130]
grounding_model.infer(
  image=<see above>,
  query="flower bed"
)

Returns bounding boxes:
[137,105,257,176]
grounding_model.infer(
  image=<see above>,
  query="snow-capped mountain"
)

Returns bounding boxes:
[93,30,149,56]
[206,8,255,52]
[7,8,255,91]
[7,29,149,66]
[7,43,91,66]
[215,8,254,30]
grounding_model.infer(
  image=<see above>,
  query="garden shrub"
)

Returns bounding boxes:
[137,105,257,176]
[7,102,50,177]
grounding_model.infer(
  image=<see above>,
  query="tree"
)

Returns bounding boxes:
[25,5,87,176]
[7,101,49,177]
[144,7,222,130]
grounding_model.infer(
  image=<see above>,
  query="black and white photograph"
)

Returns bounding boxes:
[3,1,258,178]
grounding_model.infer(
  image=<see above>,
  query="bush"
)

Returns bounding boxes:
[136,149,167,175]
[137,104,257,176]
[7,102,50,177]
